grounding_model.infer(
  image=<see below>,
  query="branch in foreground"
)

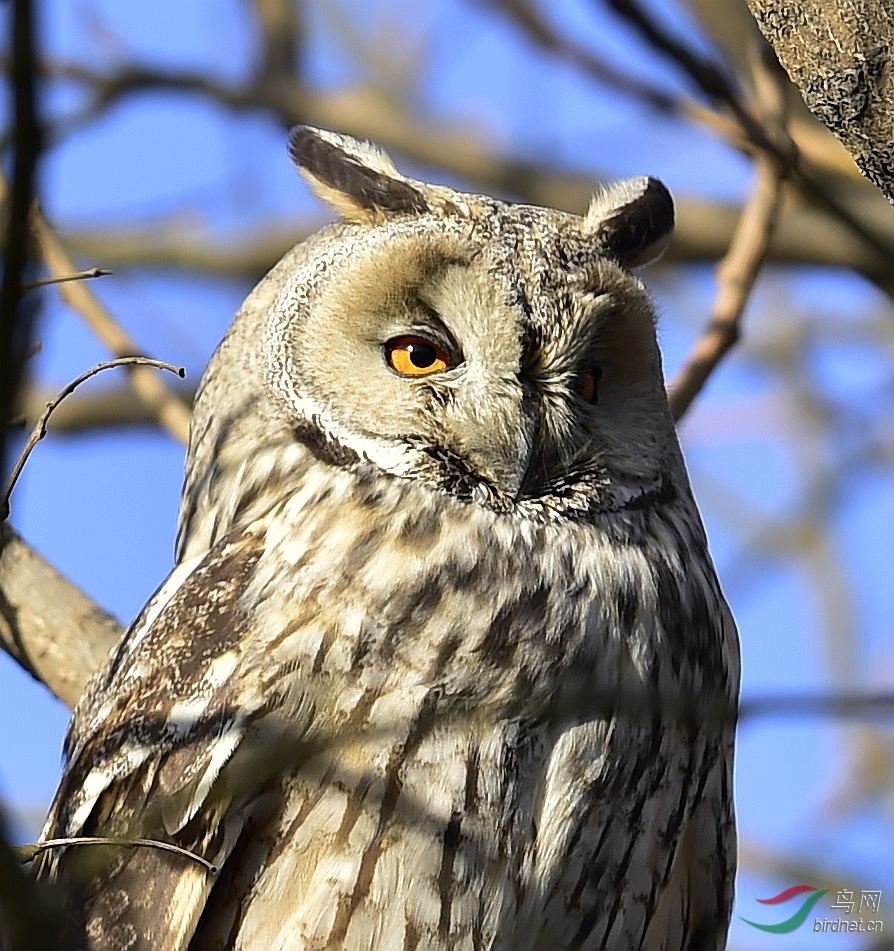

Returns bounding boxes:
[0,0,41,488]
[18,836,217,875]
[2,356,185,520]
[0,523,122,707]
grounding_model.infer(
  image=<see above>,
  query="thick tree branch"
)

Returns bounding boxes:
[0,523,122,707]
[0,0,40,483]
[745,0,894,204]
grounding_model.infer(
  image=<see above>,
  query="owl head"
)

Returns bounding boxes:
[179,127,681,555]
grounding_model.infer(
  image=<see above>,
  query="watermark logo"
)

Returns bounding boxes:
[740,885,829,933]
[740,886,884,934]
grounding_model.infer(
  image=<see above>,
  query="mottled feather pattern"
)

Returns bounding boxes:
[35,126,739,950]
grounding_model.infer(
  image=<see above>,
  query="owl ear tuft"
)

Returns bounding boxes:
[289,125,431,222]
[583,177,674,268]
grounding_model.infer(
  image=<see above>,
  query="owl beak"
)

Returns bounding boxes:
[465,417,536,502]
[504,450,534,501]
[499,404,539,501]
[515,448,543,500]
[447,383,538,501]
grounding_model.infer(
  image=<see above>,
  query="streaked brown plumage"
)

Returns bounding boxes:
[34,126,739,950]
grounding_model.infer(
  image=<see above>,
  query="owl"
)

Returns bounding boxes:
[34,127,739,951]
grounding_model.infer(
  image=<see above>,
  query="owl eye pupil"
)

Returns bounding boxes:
[385,335,452,376]
[408,342,437,368]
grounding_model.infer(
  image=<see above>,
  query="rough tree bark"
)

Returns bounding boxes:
[745,0,894,203]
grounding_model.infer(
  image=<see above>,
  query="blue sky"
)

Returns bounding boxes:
[2,1,893,946]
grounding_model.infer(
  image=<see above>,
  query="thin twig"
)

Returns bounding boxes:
[669,47,788,420]
[669,161,782,418]
[21,193,192,444]
[21,266,111,292]
[17,836,217,875]
[1,356,184,520]
[486,0,740,141]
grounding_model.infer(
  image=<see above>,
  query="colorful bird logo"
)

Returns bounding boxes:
[740,885,829,933]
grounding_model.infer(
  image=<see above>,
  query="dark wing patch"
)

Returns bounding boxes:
[34,528,268,950]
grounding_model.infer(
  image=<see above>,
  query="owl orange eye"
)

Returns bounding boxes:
[580,367,603,404]
[385,335,452,376]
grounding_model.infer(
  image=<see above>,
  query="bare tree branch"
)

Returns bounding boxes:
[0,48,888,301]
[670,48,788,418]
[739,692,894,721]
[670,161,783,418]
[603,0,894,266]
[485,0,734,134]
[0,522,122,708]
[39,53,894,273]
[24,196,193,445]
[58,223,316,278]
[249,0,304,81]
[28,185,893,295]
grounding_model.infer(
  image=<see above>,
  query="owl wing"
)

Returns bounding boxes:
[35,526,289,950]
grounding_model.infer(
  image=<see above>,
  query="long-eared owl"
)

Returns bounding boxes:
[35,126,739,951]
